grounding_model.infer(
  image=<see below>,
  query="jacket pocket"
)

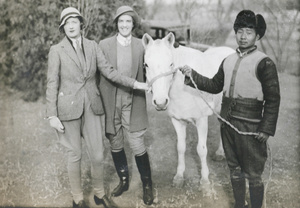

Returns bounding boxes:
[57,95,78,116]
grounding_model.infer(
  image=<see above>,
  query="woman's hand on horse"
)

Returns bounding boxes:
[179,65,193,77]
[133,81,149,91]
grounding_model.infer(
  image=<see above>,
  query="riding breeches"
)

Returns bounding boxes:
[108,89,146,156]
[56,93,105,198]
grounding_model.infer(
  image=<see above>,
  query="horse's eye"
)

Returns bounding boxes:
[144,63,148,68]
[170,63,174,67]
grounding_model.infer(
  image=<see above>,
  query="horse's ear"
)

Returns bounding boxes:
[164,32,175,47]
[142,33,153,49]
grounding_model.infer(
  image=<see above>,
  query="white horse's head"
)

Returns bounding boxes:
[142,32,176,111]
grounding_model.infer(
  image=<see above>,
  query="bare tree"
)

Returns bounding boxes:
[147,0,164,19]
[79,0,104,38]
[175,0,198,24]
[211,0,238,45]
[260,1,299,72]
[174,0,212,47]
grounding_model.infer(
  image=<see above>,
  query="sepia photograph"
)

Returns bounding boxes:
[0,0,299,207]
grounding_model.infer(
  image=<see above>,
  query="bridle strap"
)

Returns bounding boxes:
[148,67,178,87]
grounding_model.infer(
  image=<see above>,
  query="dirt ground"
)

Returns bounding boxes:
[0,72,299,208]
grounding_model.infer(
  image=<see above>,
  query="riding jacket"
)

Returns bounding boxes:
[184,47,280,136]
[99,35,148,135]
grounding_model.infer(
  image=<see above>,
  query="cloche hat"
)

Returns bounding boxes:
[59,7,84,30]
[233,10,266,40]
[113,5,140,25]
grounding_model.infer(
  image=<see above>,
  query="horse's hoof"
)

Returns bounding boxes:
[200,178,210,185]
[172,176,184,188]
[212,154,225,161]
[199,182,217,199]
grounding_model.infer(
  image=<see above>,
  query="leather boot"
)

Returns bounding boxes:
[73,200,89,208]
[111,149,129,197]
[231,178,246,208]
[249,183,264,208]
[135,152,154,205]
[94,195,118,208]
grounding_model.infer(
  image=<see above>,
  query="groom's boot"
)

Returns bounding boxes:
[249,182,264,208]
[231,178,247,208]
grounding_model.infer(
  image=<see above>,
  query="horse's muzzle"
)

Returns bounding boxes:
[153,98,169,111]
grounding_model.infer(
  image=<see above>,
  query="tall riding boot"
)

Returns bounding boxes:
[249,183,264,208]
[231,178,247,208]
[135,152,154,205]
[111,149,129,197]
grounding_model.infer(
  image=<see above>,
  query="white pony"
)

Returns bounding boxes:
[142,33,235,188]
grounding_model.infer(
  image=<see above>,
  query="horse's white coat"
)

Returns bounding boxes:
[142,33,235,188]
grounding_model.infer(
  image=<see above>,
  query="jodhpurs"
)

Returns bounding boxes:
[108,90,146,156]
[57,93,104,199]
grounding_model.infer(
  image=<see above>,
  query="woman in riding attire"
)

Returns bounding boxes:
[98,6,154,206]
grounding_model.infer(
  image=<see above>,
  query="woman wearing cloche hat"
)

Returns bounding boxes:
[46,6,148,208]
[180,10,280,208]
[98,5,154,206]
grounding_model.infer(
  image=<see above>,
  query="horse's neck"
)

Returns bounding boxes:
[168,48,185,91]
[173,46,218,78]
[171,46,211,92]
[173,46,204,67]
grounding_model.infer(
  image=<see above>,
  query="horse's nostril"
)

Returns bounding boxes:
[165,98,169,105]
[153,98,169,110]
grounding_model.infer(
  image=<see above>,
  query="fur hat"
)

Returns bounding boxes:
[233,10,266,39]
[113,6,140,25]
[59,7,84,30]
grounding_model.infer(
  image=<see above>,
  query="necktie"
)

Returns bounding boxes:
[124,38,131,47]
[75,40,86,72]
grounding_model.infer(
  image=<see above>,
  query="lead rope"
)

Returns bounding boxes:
[189,73,272,208]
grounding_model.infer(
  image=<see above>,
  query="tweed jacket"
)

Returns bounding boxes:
[99,35,148,135]
[46,36,135,121]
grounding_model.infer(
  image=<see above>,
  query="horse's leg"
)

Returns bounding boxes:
[214,136,225,161]
[171,117,187,188]
[196,117,219,198]
[195,117,210,185]
[213,93,225,161]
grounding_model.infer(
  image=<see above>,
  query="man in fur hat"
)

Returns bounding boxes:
[98,5,154,206]
[180,10,280,208]
[46,7,148,208]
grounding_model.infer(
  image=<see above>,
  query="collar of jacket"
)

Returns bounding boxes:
[60,37,92,75]
[66,36,83,50]
[236,45,257,57]
[117,33,132,46]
